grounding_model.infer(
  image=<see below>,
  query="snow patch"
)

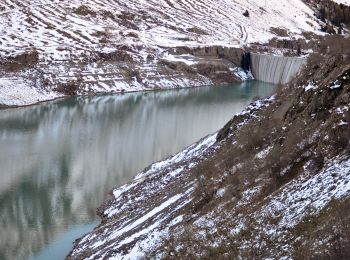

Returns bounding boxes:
[163,54,199,66]
[0,78,62,106]
[256,146,273,159]
[304,81,318,91]
[262,157,350,229]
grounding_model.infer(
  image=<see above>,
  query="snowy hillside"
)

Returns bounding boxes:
[0,0,320,58]
[68,40,350,259]
[0,0,322,106]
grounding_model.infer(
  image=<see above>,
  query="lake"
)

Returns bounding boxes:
[0,81,275,259]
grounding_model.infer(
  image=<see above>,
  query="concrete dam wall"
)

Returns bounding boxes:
[250,53,307,84]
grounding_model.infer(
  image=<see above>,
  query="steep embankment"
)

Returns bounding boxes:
[306,0,350,32]
[68,36,350,259]
[0,0,322,106]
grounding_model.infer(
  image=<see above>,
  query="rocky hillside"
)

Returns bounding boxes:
[68,35,350,259]
[0,0,324,106]
[305,0,350,33]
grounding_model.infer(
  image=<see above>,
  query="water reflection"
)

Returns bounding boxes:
[0,81,274,259]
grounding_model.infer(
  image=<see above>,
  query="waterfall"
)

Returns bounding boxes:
[250,53,306,84]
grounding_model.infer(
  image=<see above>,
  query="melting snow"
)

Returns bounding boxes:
[256,146,273,159]
[0,78,62,106]
[216,188,226,198]
[162,54,199,66]
[262,157,350,228]
[332,0,350,6]
[304,81,318,91]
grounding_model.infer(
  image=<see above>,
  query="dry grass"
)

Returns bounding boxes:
[292,198,350,260]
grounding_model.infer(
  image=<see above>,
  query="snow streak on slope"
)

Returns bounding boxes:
[190,156,350,259]
[69,133,217,259]
[332,0,350,6]
[262,157,350,229]
[0,0,320,59]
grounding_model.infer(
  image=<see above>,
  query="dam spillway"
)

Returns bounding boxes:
[250,53,307,84]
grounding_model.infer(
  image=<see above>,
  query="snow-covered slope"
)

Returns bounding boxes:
[67,99,275,259]
[0,0,320,58]
[68,41,350,259]
[0,0,322,106]
[68,88,350,259]
[70,153,350,259]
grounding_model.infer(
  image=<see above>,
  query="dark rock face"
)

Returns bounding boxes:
[268,38,309,52]
[54,81,82,96]
[157,45,247,85]
[192,46,221,56]
[73,5,97,17]
[195,61,238,83]
[0,50,39,72]
[222,47,244,65]
[97,49,134,62]
[190,46,244,66]
[241,52,251,72]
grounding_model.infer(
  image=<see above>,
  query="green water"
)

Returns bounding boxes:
[0,81,275,259]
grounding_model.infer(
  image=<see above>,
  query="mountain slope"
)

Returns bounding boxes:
[68,36,350,259]
[0,0,322,106]
[0,0,320,57]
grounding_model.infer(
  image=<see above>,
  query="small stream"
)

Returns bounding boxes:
[0,81,275,259]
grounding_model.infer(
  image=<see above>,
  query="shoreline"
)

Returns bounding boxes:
[0,80,248,110]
